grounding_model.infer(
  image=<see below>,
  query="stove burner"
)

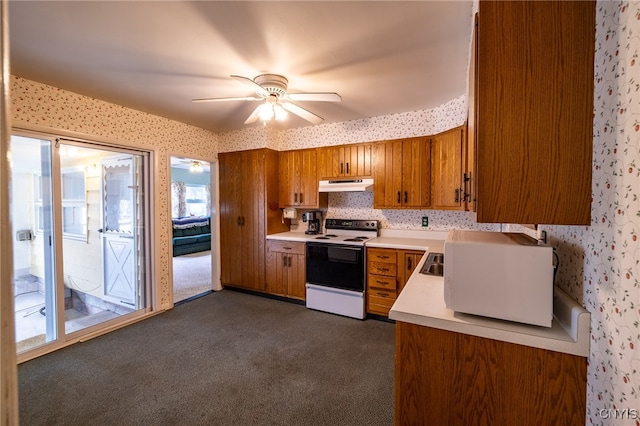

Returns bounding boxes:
[343,238,361,242]
[325,234,338,237]
[356,236,370,239]
[315,236,330,240]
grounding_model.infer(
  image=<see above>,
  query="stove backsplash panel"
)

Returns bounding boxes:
[326,192,499,232]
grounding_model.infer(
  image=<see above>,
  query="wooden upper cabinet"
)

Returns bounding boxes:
[432,126,467,210]
[317,143,372,179]
[373,137,431,209]
[279,148,326,209]
[475,1,595,225]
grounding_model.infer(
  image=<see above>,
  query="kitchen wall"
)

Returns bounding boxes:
[219,94,501,232]
[542,2,639,424]
[10,76,219,309]
[10,3,638,420]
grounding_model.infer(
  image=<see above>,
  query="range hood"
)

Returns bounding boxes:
[318,178,374,192]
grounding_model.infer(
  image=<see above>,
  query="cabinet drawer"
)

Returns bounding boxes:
[367,274,397,291]
[267,240,305,255]
[368,261,396,277]
[367,302,392,316]
[367,248,397,263]
[368,292,396,308]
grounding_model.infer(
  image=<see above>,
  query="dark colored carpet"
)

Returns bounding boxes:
[18,289,395,425]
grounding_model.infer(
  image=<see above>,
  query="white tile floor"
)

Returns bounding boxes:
[14,290,120,350]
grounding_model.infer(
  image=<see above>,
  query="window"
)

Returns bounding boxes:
[35,167,87,240]
[61,168,87,238]
[185,184,208,217]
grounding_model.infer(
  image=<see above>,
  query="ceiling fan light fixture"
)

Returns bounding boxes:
[258,102,274,121]
[274,103,288,121]
[190,161,203,173]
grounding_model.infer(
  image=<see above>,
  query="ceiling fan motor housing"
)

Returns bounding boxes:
[254,74,288,98]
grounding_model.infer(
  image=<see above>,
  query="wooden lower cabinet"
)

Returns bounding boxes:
[395,321,587,426]
[266,240,306,300]
[367,248,424,316]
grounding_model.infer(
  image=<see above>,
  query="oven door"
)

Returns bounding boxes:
[306,242,364,292]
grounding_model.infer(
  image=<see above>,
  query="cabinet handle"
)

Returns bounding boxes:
[346,162,349,174]
[379,268,389,272]
[378,255,389,260]
[454,188,460,203]
[294,193,298,203]
[288,255,292,267]
[283,255,287,268]
[283,246,292,250]
[375,280,388,285]
[407,257,412,270]
[340,163,344,174]
[404,191,408,203]
[397,191,401,204]
[299,193,303,204]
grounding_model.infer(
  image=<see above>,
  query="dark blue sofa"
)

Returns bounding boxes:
[172,216,211,256]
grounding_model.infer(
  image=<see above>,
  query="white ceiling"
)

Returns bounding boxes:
[9,1,474,133]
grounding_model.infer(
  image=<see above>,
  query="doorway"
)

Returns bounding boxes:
[11,133,151,354]
[170,156,216,303]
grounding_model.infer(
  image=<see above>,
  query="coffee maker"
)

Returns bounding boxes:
[302,211,322,235]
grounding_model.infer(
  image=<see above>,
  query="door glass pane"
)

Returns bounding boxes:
[11,135,57,353]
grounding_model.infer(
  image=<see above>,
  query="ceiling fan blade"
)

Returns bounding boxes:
[244,104,263,124]
[230,75,269,97]
[282,102,324,125]
[286,92,342,102]
[192,96,262,103]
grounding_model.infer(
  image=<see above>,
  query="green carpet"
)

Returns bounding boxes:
[18,289,395,425]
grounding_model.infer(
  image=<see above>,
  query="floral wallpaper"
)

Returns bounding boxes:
[11,76,219,309]
[218,95,466,153]
[542,2,640,424]
[10,3,639,422]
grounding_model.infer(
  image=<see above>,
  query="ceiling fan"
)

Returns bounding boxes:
[192,74,342,125]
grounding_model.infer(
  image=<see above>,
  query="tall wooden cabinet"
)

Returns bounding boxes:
[474,1,595,224]
[317,143,372,179]
[431,127,466,210]
[373,137,431,209]
[279,148,327,209]
[219,149,288,292]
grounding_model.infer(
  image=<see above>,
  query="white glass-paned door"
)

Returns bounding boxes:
[12,134,150,354]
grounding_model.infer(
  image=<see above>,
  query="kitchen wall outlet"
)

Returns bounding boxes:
[421,216,428,227]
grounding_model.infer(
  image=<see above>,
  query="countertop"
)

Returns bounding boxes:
[388,241,590,358]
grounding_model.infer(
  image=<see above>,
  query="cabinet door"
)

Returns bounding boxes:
[278,150,297,207]
[344,144,372,177]
[241,150,267,291]
[432,127,465,210]
[373,140,403,208]
[286,253,306,300]
[399,250,425,291]
[298,149,319,208]
[219,152,243,286]
[476,1,594,225]
[401,138,431,208]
